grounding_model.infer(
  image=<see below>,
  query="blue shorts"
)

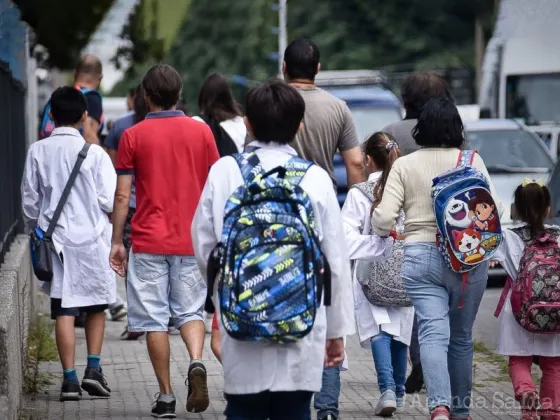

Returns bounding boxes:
[126,250,206,332]
[50,299,108,320]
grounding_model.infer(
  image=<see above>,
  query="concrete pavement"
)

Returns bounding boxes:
[23,314,524,419]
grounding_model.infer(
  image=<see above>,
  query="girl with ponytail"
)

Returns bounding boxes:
[341,132,414,416]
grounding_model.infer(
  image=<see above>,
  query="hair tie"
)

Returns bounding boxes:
[521,177,546,188]
[385,141,398,152]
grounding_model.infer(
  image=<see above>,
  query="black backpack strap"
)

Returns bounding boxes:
[45,143,91,239]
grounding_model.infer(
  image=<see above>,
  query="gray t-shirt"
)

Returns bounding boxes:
[291,87,359,183]
[383,119,419,157]
[383,119,471,156]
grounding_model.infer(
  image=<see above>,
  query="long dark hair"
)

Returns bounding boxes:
[198,73,242,122]
[133,85,149,124]
[363,132,400,210]
[514,183,551,238]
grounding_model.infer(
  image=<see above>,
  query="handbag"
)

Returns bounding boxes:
[30,143,91,282]
[352,181,412,307]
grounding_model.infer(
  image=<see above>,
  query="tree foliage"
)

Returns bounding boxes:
[166,0,277,112]
[13,0,114,69]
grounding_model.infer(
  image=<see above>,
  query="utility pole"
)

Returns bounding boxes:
[278,0,287,75]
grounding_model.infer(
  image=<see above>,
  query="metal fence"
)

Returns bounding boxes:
[0,62,26,264]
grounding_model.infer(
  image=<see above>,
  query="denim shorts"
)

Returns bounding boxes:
[50,299,108,320]
[126,249,206,332]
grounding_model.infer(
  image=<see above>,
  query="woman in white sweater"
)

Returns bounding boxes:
[371,98,504,420]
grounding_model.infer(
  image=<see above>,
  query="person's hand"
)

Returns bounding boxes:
[325,337,344,368]
[109,243,128,277]
[489,259,500,268]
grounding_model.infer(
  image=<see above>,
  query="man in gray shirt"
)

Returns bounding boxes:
[284,39,365,190]
[383,72,454,156]
[282,38,364,420]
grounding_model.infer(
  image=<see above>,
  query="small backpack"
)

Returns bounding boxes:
[352,181,411,307]
[431,150,502,302]
[39,86,104,139]
[495,226,560,334]
[207,152,331,343]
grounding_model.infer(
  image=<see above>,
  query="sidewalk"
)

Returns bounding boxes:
[23,316,524,420]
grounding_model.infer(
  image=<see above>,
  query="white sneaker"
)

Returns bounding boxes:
[374,390,397,417]
[109,304,127,321]
[204,312,213,334]
[396,395,404,409]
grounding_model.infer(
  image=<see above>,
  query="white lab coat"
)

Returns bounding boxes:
[494,224,560,356]
[342,172,415,347]
[191,141,354,394]
[21,127,117,308]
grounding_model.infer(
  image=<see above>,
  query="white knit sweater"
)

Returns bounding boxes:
[371,148,504,244]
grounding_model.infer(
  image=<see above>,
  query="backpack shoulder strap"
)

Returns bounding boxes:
[352,182,374,203]
[45,143,91,238]
[283,156,313,186]
[456,150,477,168]
[233,152,264,185]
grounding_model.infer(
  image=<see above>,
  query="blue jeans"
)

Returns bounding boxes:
[402,243,487,418]
[225,391,312,420]
[313,365,341,419]
[371,332,408,397]
[126,250,206,332]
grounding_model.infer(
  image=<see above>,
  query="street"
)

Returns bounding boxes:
[474,286,503,350]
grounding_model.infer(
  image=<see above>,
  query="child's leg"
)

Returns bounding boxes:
[509,356,539,418]
[538,356,560,420]
[55,315,77,371]
[509,356,537,398]
[211,330,221,363]
[85,310,106,356]
[371,332,396,393]
[390,337,409,399]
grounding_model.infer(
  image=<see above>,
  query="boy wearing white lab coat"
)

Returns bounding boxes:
[21,87,116,401]
[191,80,354,420]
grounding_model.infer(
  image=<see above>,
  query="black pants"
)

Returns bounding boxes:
[410,313,421,367]
[224,391,312,420]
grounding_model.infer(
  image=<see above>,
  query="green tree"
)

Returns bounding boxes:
[14,0,114,69]
[166,0,277,112]
[110,0,165,96]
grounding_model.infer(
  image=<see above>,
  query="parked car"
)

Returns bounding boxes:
[315,70,403,204]
[464,119,555,278]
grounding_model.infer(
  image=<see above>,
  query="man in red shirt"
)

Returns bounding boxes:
[110,64,219,418]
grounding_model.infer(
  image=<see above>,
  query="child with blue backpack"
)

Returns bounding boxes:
[342,132,414,417]
[192,79,354,420]
[492,181,560,420]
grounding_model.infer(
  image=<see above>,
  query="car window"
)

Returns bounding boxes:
[549,164,560,217]
[466,129,554,170]
[349,107,402,142]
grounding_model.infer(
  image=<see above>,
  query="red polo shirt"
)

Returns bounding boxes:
[116,110,219,255]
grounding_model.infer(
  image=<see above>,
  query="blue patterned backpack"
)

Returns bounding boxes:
[208,152,331,343]
[432,150,502,305]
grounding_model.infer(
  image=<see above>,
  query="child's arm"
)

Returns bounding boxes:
[192,166,219,284]
[342,189,394,262]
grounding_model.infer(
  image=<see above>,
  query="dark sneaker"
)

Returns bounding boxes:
[120,327,145,341]
[81,367,111,397]
[109,304,128,321]
[151,393,176,418]
[185,362,209,413]
[405,364,424,394]
[60,379,82,401]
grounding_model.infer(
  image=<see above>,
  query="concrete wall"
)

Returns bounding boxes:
[0,235,35,420]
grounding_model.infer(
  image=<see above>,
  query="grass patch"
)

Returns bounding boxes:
[473,340,510,383]
[23,316,59,396]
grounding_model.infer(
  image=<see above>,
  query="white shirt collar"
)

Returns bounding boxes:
[367,171,382,182]
[51,127,81,137]
[248,140,298,156]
